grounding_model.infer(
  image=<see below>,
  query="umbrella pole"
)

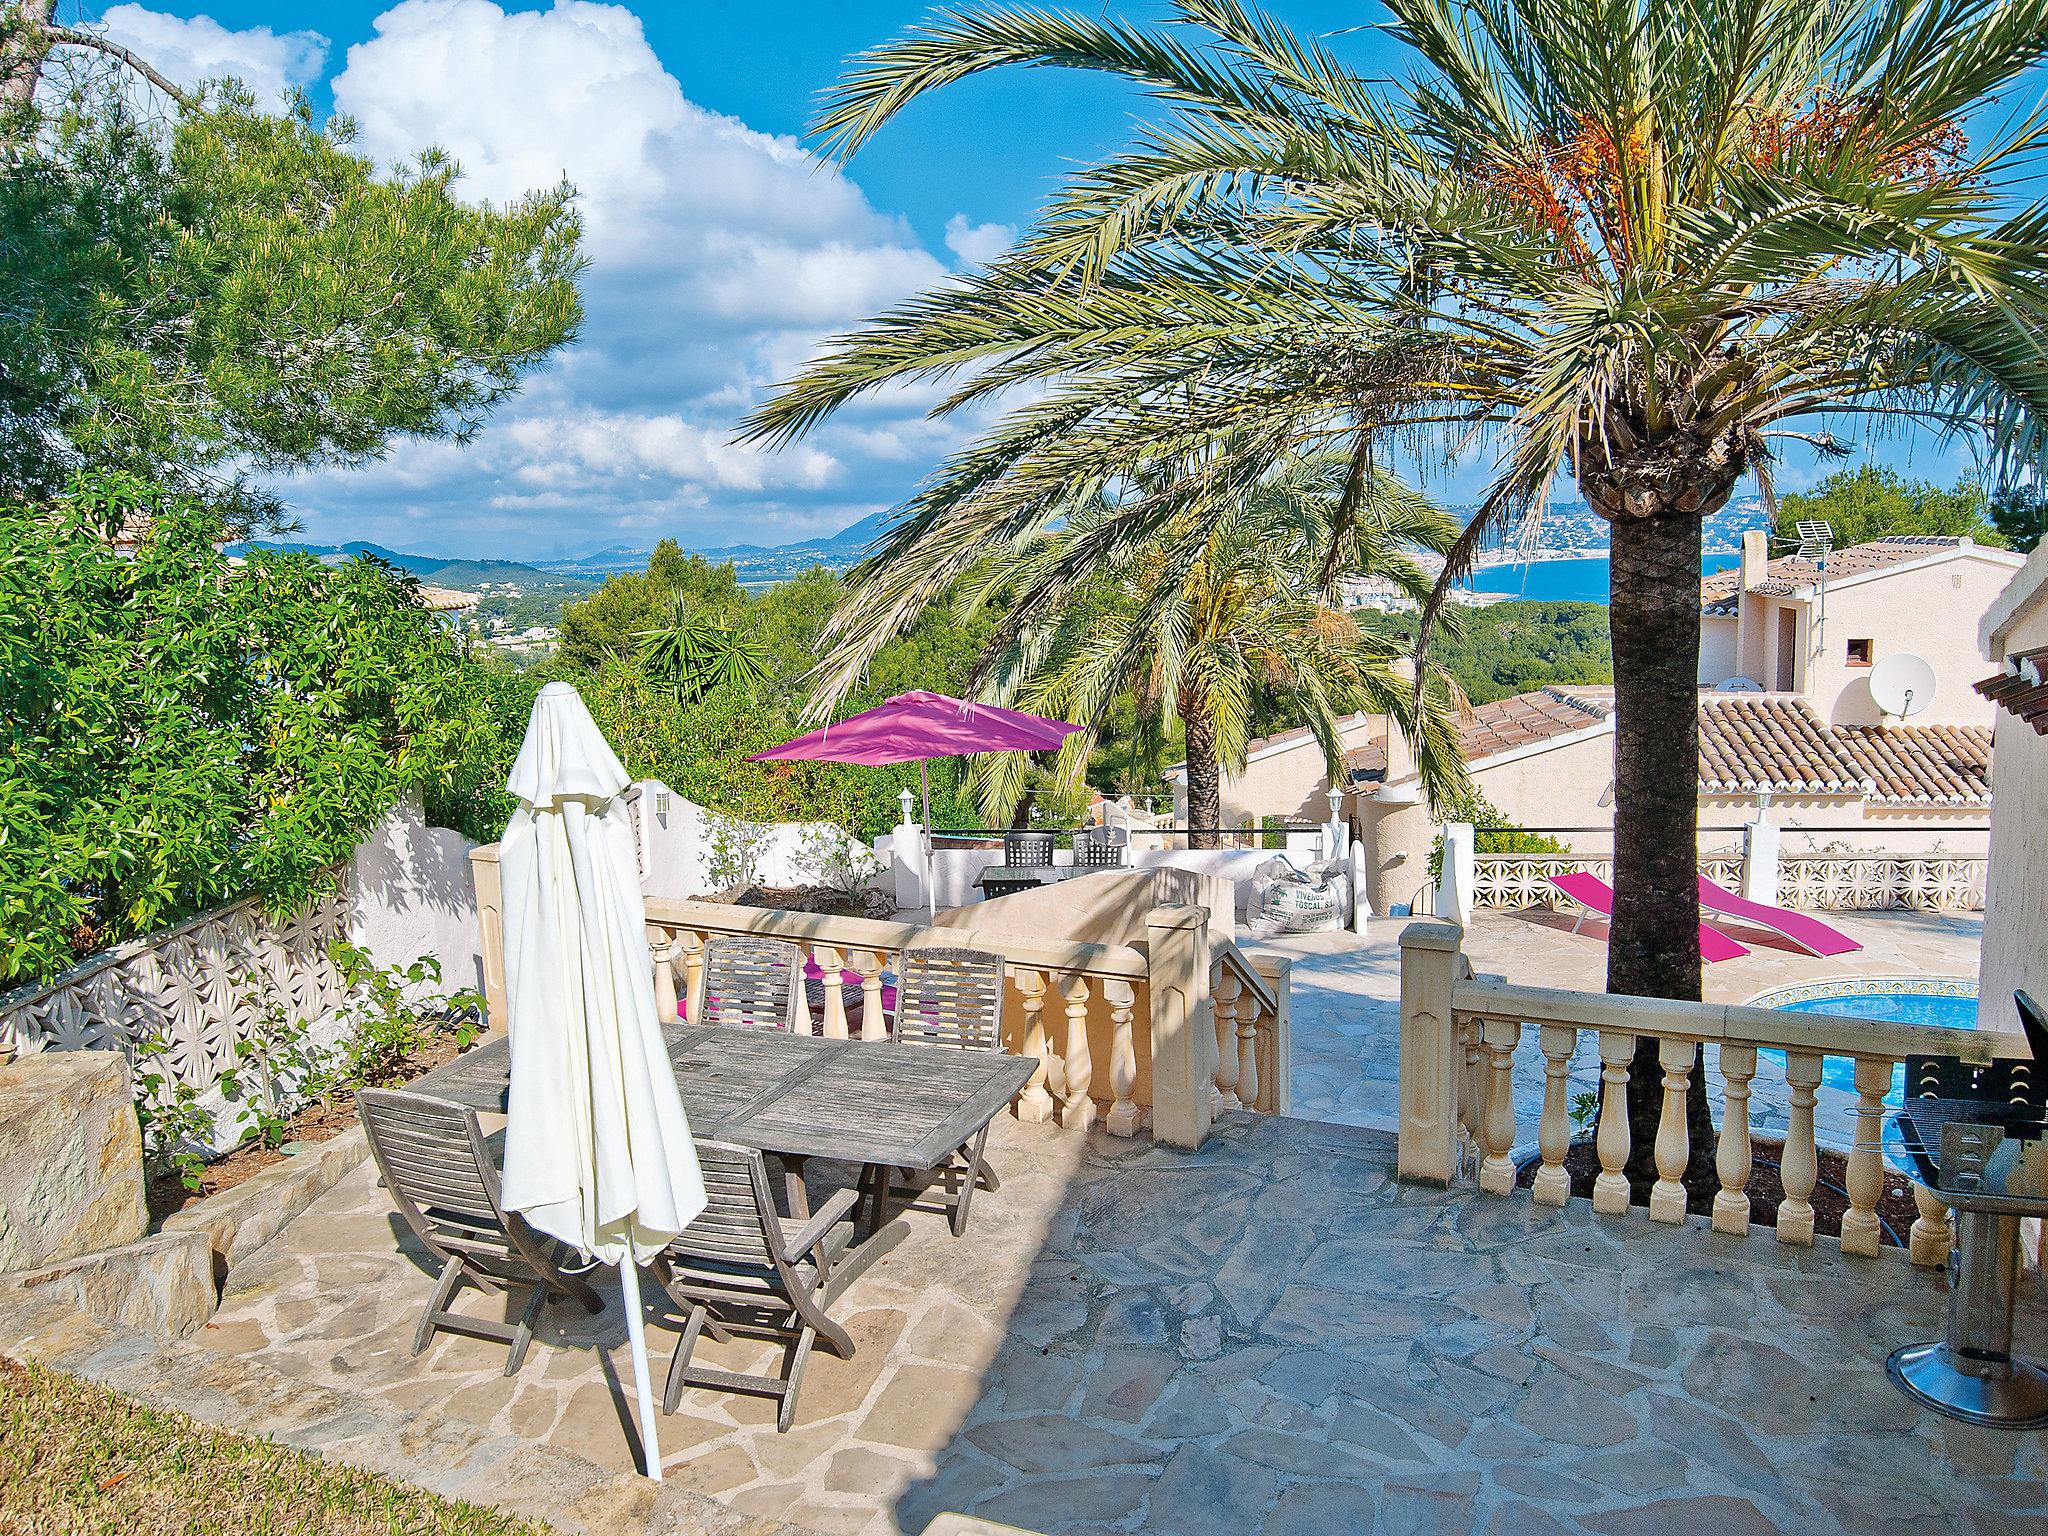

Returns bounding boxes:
[919,758,935,921]
[618,1259,663,1481]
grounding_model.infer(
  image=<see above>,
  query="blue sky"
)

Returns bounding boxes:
[76,1,1984,560]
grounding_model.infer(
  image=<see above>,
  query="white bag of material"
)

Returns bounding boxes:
[1247,856,1344,936]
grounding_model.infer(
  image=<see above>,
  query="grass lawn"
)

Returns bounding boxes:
[0,1355,554,1535]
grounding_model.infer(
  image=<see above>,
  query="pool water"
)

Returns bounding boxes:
[1756,984,1978,1100]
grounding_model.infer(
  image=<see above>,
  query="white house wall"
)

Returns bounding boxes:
[1978,553,2048,1032]
[1803,554,2018,728]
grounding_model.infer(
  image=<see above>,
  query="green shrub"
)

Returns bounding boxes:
[0,473,508,988]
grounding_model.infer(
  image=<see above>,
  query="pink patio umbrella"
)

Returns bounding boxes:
[751,690,1080,918]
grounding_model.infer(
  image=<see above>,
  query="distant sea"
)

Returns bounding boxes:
[1465,554,1740,604]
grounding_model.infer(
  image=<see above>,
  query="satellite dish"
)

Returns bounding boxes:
[1869,653,1936,719]
[1717,676,1765,692]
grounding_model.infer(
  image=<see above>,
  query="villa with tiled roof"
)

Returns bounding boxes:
[1172,529,2022,913]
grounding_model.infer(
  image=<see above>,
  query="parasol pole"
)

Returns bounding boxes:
[619,1257,663,1480]
[919,757,936,921]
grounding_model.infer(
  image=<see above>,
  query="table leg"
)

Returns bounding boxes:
[780,1154,810,1221]
[861,1164,890,1241]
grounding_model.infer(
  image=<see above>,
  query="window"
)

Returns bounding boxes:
[1846,638,1873,667]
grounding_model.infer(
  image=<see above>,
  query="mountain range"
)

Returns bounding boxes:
[534,510,894,579]
[232,510,896,592]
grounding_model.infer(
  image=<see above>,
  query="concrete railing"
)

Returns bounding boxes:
[0,884,351,1099]
[1397,921,2027,1266]
[1210,939,1290,1117]
[471,845,1290,1148]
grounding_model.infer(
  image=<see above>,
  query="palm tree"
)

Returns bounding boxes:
[746,0,2048,1186]
[635,594,773,705]
[962,450,1469,843]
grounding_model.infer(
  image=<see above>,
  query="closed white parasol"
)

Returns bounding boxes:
[498,682,704,1480]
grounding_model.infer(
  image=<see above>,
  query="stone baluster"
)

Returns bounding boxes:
[1212,964,1243,1113]
[1910,1185,1952,1268]
[814,943,848,1040]
[1236,989,1262,1113]
[785,945,814,1034]
[1459,1017,1486,1171]
[1840,1056,1893,1258]
[1649,1038,1696,1224]
[1532,1024,1575,1207]
[1477,1017,1522,1196]
[1593,1030,1634,1215]
[682,932,706,1026]
[1777,1050,1823,1245]
[1104,978,1141,1136]
[853,949,889,1042]
[650,935,680,1024]
[1059,972,1096,1130]
[1014,968,1054,1123]
[1713,1045,1756,1237]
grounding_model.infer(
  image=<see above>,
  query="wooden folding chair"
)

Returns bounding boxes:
[652,1140,887,1432]
[863,946,1007,1237]
[358,1088,603,1376]
[699,935,804,1029]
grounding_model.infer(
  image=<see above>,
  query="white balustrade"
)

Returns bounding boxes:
[1105,979,1142,1136]
[1649,1037,1695,1224]
[1840,1056,1894,1258]
[1477,1018,1521,1196]
[1532,1024,1574,1207]
[1713,1045,1756,1237]
[1212,966,1243,1113]
[1059,972,1096,1130]
[1398,922,2023,1270]
[1592,1030,1634,1216]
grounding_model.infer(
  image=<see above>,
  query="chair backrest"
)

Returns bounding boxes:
[895,946,1006,1051]
[1078,830,1127,868]
[666,1139,782,1270]
[700,935,803,1029]
[1004,830,1055,868]
[358,1088,528,1279]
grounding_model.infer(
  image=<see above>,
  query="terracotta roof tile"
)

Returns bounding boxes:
[1700,537,1967,617]
[1344,685,1609,781]
[1976,646,2048,736]
[1347,686,1989,804]
[1697,695,1988,803]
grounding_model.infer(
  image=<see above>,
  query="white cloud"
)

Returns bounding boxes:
[945,213,1015,267]
[255,0,965,557]
[99,6,327,107]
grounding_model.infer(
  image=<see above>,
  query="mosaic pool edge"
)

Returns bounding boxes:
[1746,975,1979,1010]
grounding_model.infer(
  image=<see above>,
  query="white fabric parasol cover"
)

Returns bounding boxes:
[499,682,705,1265]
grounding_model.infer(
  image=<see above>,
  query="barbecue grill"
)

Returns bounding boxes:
[1885,991,2048,1428]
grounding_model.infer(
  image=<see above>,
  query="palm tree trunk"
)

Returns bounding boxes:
[1182,692,1222,851]
[1606,505,1715,1191]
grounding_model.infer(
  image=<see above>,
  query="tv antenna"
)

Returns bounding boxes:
[1794,520,1835,649]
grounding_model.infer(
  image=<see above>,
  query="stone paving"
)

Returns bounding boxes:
[19,1107,2048,1536]
[1276,908,1986,1150]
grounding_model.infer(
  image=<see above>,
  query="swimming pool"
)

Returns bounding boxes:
[1748,977,1979,1099]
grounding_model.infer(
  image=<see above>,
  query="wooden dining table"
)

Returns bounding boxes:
[411,1021,1038,1223]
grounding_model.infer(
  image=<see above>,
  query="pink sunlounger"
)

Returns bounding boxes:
[1695,876,1862,958]
[1547,871,1751,963]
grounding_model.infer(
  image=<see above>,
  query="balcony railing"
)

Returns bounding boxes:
[470,847,1291,1146]
[1397,920,2025,1266]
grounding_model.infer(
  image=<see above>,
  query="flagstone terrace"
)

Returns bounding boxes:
[4,867,2038,1534]
[13,1107,2045,1536]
